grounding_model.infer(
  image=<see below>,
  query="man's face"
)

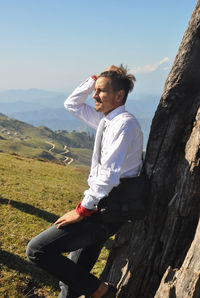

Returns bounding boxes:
[93,77,121,115]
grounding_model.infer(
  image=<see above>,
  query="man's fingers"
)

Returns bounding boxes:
[105,65,119,72]
[53,210,83,228]
[57,221,66,229]
[56,219,68,229]
[54,217,64,225]
[54,219,60,225]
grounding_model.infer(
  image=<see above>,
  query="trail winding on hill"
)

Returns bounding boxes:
[62,145,74,165]
[45,141,55,152]
[46,141,74,165]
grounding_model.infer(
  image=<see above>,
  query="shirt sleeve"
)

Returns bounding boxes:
[64,77,104,129]
[81,125,137,209]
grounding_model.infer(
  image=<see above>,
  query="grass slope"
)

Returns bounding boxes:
[0,152,111,298]
[0,114,94,166]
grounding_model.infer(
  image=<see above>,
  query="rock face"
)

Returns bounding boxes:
[155,217,200,298]
[102,1,200,297]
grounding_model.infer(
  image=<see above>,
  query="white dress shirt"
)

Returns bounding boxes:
[64,77,143,210]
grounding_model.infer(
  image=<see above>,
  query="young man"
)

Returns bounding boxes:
[26,65,143,298]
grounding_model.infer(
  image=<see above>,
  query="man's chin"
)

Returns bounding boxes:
[95,105,102,112]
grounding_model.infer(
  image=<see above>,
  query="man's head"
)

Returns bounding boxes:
[93,65,136,115]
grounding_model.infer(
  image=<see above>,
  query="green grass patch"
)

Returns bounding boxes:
[70,147,93,166]
[0,152,111,297]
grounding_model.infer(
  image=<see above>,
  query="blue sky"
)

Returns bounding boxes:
[0,0,197,94]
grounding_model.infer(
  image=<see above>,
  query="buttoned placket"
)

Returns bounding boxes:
[90,118,106,169]
[99,119,108,164]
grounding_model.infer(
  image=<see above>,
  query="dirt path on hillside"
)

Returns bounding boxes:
[45,141,55,152]
[45,141,74,165]
[62,145,74,165]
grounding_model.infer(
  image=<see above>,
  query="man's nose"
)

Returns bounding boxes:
[93,91,99,98]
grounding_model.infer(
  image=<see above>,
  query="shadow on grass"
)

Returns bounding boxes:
[104,238,115,250]
[0,196,58,223]
[0,248,59,290]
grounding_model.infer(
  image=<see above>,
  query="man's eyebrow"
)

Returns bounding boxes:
[95,86,108,91]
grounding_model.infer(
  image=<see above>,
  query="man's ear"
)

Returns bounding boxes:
[116,90,125,103]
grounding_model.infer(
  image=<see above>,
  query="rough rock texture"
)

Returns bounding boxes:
[101,1,200,297]
[155,107,200,298]
[155,216,200,298]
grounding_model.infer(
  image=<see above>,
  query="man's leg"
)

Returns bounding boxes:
[59,243,104,298]
[26,216,121,297]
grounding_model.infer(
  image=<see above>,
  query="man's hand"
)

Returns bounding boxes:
[54,209,84,229]
[105,65,120,72]
[96,65,120,79]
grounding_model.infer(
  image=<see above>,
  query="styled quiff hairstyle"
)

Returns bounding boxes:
[99,64,136,103]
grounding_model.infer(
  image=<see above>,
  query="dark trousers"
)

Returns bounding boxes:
[26,213,122,297]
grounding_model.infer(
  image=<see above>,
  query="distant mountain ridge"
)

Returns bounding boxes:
[0,88,67,104]
[9,108,93,134]
[0,89,67,114]
[1,88,161,146]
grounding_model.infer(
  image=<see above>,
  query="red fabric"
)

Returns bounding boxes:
[91,75,98,81]
[75,202,97,217]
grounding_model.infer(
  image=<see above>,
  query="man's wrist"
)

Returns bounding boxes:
[76,202,97,217]
[91,75,98,81]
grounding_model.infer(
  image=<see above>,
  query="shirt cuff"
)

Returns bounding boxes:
[91,75,98,81]
[75,202,97,217]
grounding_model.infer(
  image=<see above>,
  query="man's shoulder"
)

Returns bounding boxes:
[109,111,141,134]
[114,111,140,126]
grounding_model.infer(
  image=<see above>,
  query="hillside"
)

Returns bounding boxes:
[0,152,111,297]
[0,113,94,166]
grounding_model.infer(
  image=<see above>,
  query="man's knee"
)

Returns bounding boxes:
[26,238,44,265]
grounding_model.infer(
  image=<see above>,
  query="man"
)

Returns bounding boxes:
[26,65,143,298]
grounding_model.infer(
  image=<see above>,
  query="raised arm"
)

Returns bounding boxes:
[64,77,104,129]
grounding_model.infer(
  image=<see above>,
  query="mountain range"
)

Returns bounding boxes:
[0,88,161,147]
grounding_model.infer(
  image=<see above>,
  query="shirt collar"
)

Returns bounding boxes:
[105,105,126,122]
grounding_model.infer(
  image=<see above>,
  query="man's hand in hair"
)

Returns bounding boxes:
[96,65,120,79]
[105,65,120,72]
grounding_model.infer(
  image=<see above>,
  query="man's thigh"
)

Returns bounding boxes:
[27,216,118,256]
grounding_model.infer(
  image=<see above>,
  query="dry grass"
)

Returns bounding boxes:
[0,152,111,297]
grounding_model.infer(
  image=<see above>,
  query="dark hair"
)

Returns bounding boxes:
[99,64,136,103]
